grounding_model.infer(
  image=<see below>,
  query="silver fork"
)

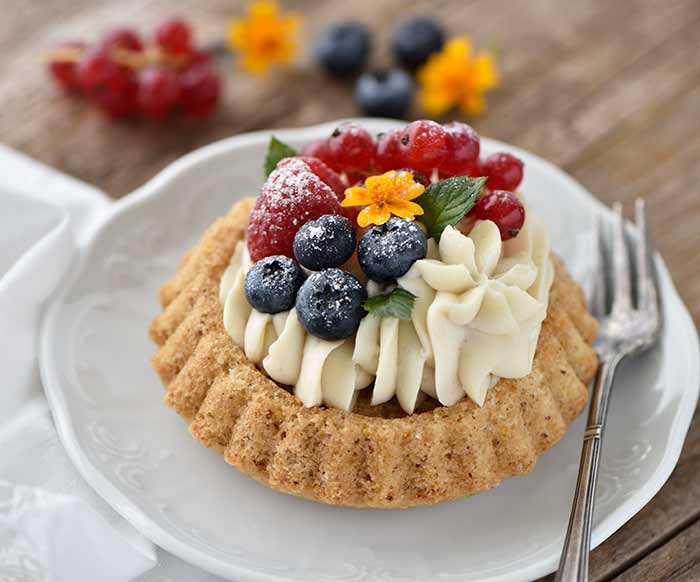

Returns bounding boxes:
[555,199,663,582]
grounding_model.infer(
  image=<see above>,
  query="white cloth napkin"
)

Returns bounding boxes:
[0,146,225,582]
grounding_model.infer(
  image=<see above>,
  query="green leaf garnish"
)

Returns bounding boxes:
[264,136,298,177]
[363,288,416,320]
[415,176,487,240]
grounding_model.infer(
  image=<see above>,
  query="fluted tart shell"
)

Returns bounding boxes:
[149,198,598,509]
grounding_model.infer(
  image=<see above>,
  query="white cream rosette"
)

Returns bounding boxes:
[399,219,552,408]
[219,208,553,414]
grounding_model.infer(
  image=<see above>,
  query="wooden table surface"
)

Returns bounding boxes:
[2,0,699,579]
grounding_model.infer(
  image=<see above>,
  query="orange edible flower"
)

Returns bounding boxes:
[227,1,300,75]
[418,36,499,117]
[342,171,425,228]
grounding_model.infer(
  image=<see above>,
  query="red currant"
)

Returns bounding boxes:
[95,79,139,119]
[398,120,448,171]
[396,168,430,187]
[301,138,336,168]
[440,122,480,176]
[154,17,193,57]
[103,64,136,93]
[48,41,86,93]
[76,49,117,91]
[178,63,220,117]
[471,190,525,240]
[188,50,212,67]
[99,27,143,53]
[345,172,373,191]
[375,129,404,172]
[482,152,524,191]
[328,122,375,173]
[468,158,485,178]
[138,68,180,119]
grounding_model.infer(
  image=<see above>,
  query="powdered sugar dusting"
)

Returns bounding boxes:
[246,157,344,261]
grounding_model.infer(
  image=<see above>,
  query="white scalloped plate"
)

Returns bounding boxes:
[40,119,699,582]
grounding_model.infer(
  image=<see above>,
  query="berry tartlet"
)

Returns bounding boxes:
[149,121,598,508]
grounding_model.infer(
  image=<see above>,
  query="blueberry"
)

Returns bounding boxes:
[358,218,427,282]
[391,18,445,70]
[244,255,306,314]
[314,23,371,77]
[293,214,357,271]
[354,69,414,119]
[295,269,367,340]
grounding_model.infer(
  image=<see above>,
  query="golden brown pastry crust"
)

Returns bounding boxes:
[149,198,598,508]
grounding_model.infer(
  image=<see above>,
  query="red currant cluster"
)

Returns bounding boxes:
[47,18,221,120]
[302,119,526,240]
[301,120,524,191]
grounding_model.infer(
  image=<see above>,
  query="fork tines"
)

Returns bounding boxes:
[591,198,662,351]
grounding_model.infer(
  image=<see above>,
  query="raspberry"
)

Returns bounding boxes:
[398,119,448,171]
[375,129,404,172]
[472,190,525,240]
[440,122,480,176]
[482,152,524,191]
[340,204,361,226]
[298,155,360,227]
[246,157,345,261]
[154,17,193,57]
[328,122,375,173]
[297,156,345,199]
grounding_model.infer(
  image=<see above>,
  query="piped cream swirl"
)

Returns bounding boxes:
[219,208,552,414]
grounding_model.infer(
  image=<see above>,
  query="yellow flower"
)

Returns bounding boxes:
[227,1,300,75]
[342,171,425,228]
[418,36,499,117]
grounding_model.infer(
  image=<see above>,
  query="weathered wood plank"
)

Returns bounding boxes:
[1,0,698,199]
[611,518,700,582]
[569,80,700,323]
[512,12,700,168]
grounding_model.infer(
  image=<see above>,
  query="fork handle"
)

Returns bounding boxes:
[555,355,621,582]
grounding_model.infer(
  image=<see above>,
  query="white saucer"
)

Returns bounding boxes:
[40,119,699,582]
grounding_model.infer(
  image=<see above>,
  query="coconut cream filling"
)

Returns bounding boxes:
[219,208,552,414]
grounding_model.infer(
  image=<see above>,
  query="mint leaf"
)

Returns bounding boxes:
[264,136,298,177]
[415,176,486,240]
[363,288,416,320]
